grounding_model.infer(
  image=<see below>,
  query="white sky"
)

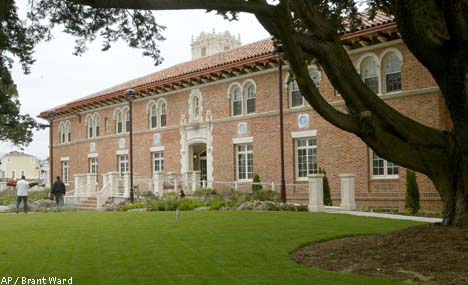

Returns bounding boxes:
[0,1,269,159]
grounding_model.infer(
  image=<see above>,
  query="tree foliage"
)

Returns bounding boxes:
[1,0,468,226]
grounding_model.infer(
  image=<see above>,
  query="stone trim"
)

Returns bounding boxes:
[232,137,253,144]
[291,130,317,138]
[150,146,165,152]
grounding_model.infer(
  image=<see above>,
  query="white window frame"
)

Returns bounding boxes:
[236,143,253,182]
[243,80,256,115]
[381,51,403,94]
[124,108,130,133]
[189,89,202,122]
[115,109,123,134]
[159,100,167,128]
[89,157,98,175]
[149,102,158,129]
[295,137,318,181]
[288,65,321,108]
[229,84,243,117]
[118,155,129,176]
[152,151,164,173]
[11,170,16,180]
[62,161,70,185]
[369,149,399,179]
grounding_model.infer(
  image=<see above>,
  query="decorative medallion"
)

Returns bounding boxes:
[90,142,96,153]
[298,114,310,129]
[119,138,126,149]
[153,134,161,145]
[238,122,248,135]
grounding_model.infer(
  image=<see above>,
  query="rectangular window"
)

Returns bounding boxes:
[386,72,401,93]
[62,161,70,184]
[89,158,98,175]
[295,137,317,179]
[152,152,164,173]
[11,170,16,180]
[117,121,123,134]
[365,77,379,94]
[88,126,93,138]
[151,115,157,129]
[236,144,253,181]
[160,114,166,127]
[96,125,100,137]
[118,155,129,176]
[20,170,25,177]
[371,150,399,178]
[291,80,304,107]
[233,101,242,116]
[247,97,256,114]
[125,119,130,133]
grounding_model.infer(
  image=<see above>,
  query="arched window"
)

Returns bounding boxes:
[66,122,71,143]
[383,53,402,93]
[124,109,130,133]
[231,86,242,116]
[86,116,94,138]
[60,123,66,144]
[193,96,200,118]
[159,101,167,127]
[244,83,256,114]
[93,114,100,137]
[149,103,158,129]
[310,66,322,87]
[290,80,304,108]
[116,110,123,134]
[361,57,379,94]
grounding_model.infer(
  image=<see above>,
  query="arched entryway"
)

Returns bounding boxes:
[189,143,207,183]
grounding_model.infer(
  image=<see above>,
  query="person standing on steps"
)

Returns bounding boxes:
[51,176,66,212]
[16,176,30,214]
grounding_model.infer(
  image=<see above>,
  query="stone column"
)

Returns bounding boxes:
[123,172,130,198]
[153,172,165,197]
[192,171,201,193]
[86,174,97,196]
[308,174,325,212]
[340,174,356,210]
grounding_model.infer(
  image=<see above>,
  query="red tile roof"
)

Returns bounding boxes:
[40,11,395,117]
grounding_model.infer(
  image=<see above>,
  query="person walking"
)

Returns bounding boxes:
[51,176,66,212]
[16,176,30,214]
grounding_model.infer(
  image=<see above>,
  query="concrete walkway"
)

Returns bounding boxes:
[324,206,442,223]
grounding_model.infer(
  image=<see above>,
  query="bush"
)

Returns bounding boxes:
[121,202,146,211]
[178,199,206,211]
[251,190,279,202]
[0,187,50,206]
[219,188,246,203]
[252,175,263,194]
[237,201,307,211]
[318,168,332,206]
[193,188,215,201]
[150,199,180,211]
[405,170,420,214]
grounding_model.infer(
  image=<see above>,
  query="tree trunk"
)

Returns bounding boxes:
[435,152,468,227]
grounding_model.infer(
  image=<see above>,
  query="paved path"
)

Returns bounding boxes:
[324,206,442,223]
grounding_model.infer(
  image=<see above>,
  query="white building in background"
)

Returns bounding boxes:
[0,151,42,181]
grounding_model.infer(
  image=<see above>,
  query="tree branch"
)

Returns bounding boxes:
[68,0,276,17]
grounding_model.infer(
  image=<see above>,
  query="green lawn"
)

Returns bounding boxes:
[0,211,421,285]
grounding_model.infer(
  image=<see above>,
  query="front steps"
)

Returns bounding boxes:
[77,197,97,210]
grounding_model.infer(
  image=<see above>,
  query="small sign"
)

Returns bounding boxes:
[298,114,310,129]
[90,143,96,153]
[238,122,248,135]
[154,134,161,145]
[119,138,126,149]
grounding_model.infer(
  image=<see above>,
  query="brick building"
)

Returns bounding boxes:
[39,13,446,211]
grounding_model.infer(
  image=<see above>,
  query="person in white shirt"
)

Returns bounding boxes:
[16,175,30,214]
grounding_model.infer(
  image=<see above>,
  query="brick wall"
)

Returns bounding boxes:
[51,40,446,211]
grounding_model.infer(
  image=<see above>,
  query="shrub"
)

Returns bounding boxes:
[121,202,146,211]
[219,188,246,203]
[252,175,263,194]
[150,199,179,211]
[178,199,206,211]
[405,170,420,214]
[193,188,214,201]
[319,168,332,206]
[252,190,279,202]
[209,198,226,210]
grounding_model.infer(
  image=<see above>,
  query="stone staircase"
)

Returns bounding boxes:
[77,197,97,211]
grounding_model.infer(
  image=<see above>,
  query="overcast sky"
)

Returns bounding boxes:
[0,1,269,159]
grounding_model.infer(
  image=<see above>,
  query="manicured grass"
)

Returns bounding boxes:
[0,211,422,284]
